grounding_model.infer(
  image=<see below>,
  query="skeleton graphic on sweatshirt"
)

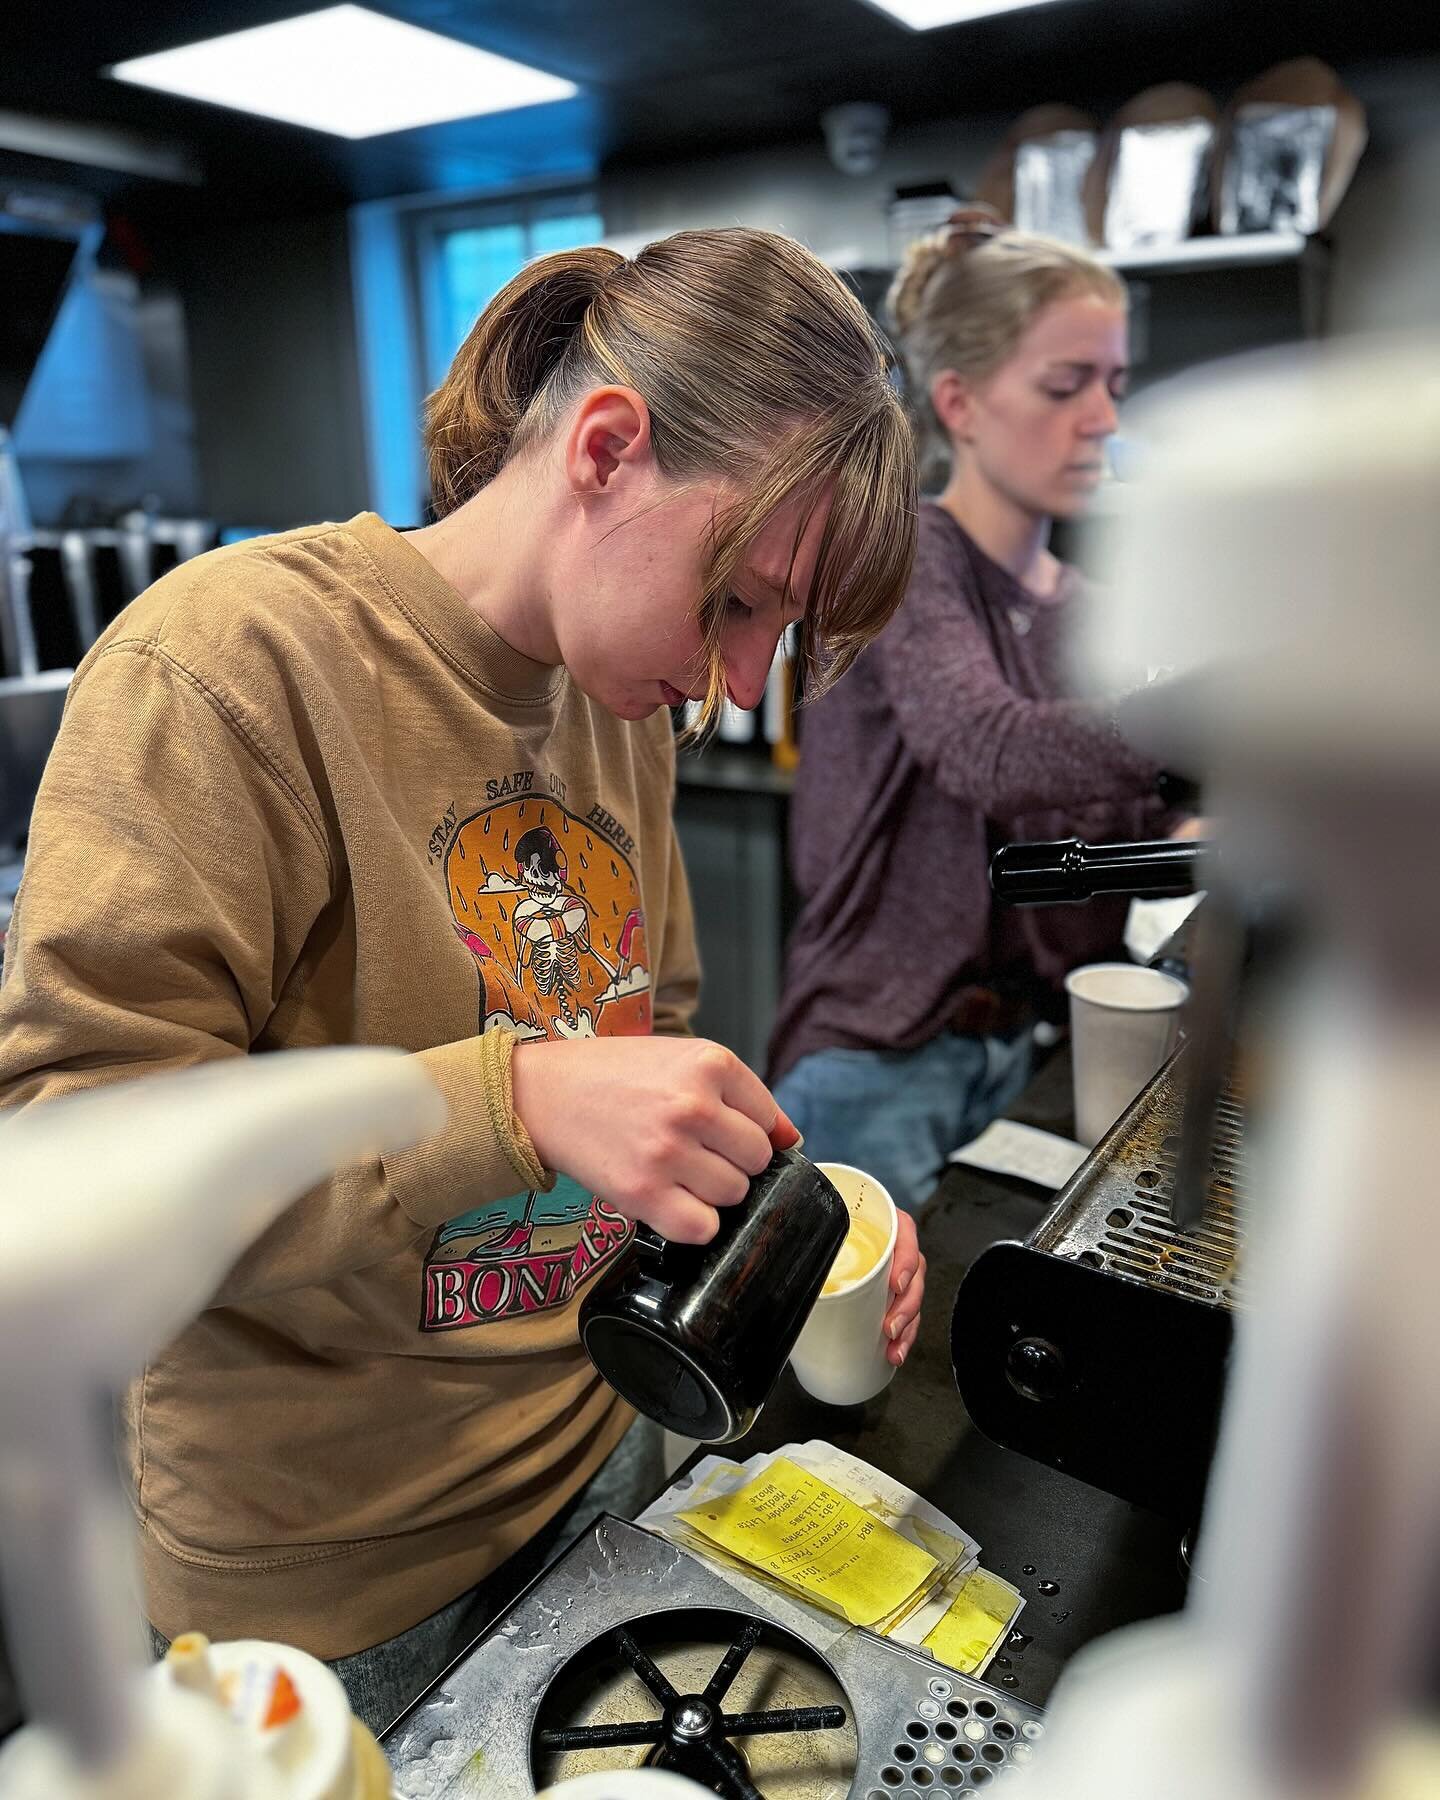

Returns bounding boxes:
[421,787,652,1330]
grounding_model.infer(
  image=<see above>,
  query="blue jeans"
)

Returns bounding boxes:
[148,1415,664,1738]
[774,1031,1034,1215]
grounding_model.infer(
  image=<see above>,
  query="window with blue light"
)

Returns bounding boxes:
[419,200,603,389]
[350,189,602,523]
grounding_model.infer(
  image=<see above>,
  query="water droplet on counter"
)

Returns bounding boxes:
[992,1656,1011,1670]
[1006,1630,1033,1653]
[1022,1564,1036,1576]
[1037,1580,1060,1596]
[1051,1610,1071,1625]
[1001,1675,1019,1688]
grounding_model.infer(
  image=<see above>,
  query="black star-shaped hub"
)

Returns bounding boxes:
[535,1618,848,1800]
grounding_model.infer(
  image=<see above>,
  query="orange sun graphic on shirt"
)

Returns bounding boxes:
[444,795,651,1042]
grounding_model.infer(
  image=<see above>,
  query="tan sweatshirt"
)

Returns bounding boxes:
[0,513,700,1657]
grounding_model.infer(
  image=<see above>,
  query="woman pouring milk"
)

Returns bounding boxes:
[0,228,926,1730]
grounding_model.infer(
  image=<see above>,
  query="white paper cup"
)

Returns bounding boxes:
[1066,962,1189,1146]
[789,1162,899,1407]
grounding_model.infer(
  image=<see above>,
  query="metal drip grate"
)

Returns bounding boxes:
[532,1612,852,1799]
[386,1516,1046,1797]
[1034,1051,1247,1309]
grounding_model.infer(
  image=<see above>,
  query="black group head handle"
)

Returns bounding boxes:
[990,837,1213,906]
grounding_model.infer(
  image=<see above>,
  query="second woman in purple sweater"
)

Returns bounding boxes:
[769,210,1180,1214]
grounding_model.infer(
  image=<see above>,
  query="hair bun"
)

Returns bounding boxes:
[887,240,943,336]
[888,203,1007,335]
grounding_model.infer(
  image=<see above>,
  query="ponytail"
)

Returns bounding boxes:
[425,245,624,513]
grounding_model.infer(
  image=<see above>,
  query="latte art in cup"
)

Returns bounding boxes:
[822,1207,892,1294]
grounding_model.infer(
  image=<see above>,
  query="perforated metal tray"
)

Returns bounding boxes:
[385,1516,1046,1798]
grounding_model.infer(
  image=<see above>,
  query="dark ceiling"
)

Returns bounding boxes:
[5,0,1439,232]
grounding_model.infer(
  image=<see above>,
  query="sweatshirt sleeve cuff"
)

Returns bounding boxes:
[384,1031,553,1230]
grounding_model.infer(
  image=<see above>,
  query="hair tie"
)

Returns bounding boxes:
[943,203,1005,255]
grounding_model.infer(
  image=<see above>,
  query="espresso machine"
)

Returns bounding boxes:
[964,334,1440,1798]
[954,833,1239,1526]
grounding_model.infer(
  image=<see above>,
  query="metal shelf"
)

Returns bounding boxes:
[840,230,1324,284]
[1096,230,1321,274]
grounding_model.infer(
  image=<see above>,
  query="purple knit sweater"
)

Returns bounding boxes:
[768,502,1170,1083]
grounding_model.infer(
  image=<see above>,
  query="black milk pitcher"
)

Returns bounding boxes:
[578,1147,849,1443]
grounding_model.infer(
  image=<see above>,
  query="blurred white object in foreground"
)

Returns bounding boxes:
[0,1050,446,1798]
[1024,337,1440,1798]
[1083,334,1440,772]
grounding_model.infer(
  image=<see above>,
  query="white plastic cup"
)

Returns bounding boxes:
[789,1162,899,1407]
[1066,962,1189,1146]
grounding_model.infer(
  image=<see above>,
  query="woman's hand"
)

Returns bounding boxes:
[511,1035,797,1246]
[883,1210,926,1366]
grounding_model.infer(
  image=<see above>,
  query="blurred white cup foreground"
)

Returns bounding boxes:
[1066,963,1189,1146]
[790,1162,898,1407]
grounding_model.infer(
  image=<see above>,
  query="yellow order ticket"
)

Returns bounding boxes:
[922,1567,1021,1675]
[677,1456,938,1628]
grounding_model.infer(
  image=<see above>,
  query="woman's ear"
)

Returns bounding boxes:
[930,369,975,446]
[564,386,653,494]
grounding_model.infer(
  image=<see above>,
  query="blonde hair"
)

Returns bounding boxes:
[426,228,917,732]
[888,207,1127,478]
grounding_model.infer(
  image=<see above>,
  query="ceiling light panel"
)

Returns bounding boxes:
[110,5,578,140]
[860,0,1072,28]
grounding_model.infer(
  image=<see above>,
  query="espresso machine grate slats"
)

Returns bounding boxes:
[1029,1055,1247,1309]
